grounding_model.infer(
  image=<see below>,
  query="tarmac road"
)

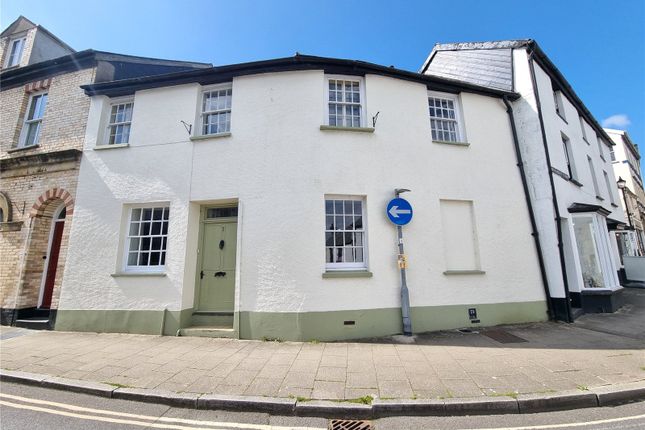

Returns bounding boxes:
[1,382,644,430]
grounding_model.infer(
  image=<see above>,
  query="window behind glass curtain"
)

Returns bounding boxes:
[107,102,133,145]
[325,198,366,268]
[21,93,48,147]
[202,88,232,135]
[126,207,169,269]
[328,80,361,127]
[428,96,459,142]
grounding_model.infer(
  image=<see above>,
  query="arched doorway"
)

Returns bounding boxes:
[39,204,66,309]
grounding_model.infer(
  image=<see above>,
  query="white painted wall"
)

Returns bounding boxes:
[511,47,622,295]
[60,69,546,316]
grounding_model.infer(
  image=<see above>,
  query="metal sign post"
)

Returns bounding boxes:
[386,189,412,336]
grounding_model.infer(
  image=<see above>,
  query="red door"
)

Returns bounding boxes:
[41,221,64,309]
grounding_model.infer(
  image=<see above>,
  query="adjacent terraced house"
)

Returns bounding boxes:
[0,16,210,329]
[422,40,627,318]
[55,54,552,340]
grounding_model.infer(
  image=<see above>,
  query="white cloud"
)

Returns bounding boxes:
[602,114,631,128]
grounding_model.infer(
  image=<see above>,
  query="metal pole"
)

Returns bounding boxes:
[395,189,412,336]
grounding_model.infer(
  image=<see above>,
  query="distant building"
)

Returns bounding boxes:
[423,40,625,317]
[0,16,210,329]
[605,128,645,258]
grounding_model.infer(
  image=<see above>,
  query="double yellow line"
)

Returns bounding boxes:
[0,392,325,430]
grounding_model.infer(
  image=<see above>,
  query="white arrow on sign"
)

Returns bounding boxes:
[388,206,411,218]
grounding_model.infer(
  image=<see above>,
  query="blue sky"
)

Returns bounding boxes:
[2,0,643,146]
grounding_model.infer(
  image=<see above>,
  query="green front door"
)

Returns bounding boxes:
[197,221,237,312]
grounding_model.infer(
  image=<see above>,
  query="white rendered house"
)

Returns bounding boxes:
[423,40,626,318]
[57,55,549,340]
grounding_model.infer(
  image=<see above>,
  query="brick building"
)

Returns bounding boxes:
[0,16,210,328]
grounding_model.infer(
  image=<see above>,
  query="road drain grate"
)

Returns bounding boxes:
[328,419,373,430]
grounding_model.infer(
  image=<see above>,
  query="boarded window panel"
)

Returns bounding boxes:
[440,200,480,271]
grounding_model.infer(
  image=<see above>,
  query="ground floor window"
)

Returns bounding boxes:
[572,213,618,289]
[325,196,366,270]
[125,206,169,271]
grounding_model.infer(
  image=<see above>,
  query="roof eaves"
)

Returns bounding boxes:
[82,53,520,100]
[526,40,616,147]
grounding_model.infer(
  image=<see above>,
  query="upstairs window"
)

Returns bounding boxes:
[553,90,566,120]
[19,92,48,148]
[579,116,588,142]
[588,156,601,198]
[603,171,616,205]
[201,86,232,135]
[5,37,25,68]
[106,101,133,145]
[562,133,577,180]
[597,137,606,161]
[327,77,363,128]
[428,92,464,143]
[125,206,169,271]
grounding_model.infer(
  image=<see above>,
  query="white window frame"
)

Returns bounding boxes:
[122,205,170,273]
[562,133,577,180]
[427,91,465,143]
[199,83,232,136]
[18,91,48,148]
[4,36,26,68]
[324,195,368,270]
[587,156,601,198]
[104,97,134,145]
[553,90,566,120]
[571,213,620,290]
[603,171,616,205]
[579,116,588,143]
[324,75,366,128]
[597,137,606,161]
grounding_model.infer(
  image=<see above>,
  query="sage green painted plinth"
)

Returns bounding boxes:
[240,300,548,341]
[55,300,547,341]
[55,309,193,336]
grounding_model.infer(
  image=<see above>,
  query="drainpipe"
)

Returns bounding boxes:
[503,96,554,320]
[527,49,573,323]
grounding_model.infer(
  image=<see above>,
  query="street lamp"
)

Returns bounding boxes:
[617,176,631,228]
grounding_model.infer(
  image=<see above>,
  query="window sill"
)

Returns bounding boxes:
[611,203,619,208]
[443,270,486,276]
[433,140,470,147]
[596,196,605,201]
[583,138,590,145]
[570,179,583,187]
[557,113,568,124]
[322,270,373,279]
[0,221,23,232]
[7,144,39,153]
[94,143,129,150]
[111,272,167,277]
[319,125,375,133]
[190,132,232,142]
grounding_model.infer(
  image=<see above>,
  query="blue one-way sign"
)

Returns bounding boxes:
[386,198,413,225]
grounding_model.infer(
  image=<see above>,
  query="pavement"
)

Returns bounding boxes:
[0,289,644,417]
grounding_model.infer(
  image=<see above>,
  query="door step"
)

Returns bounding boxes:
[191,312,233,327]
[178,326,236,338]
[14,318,51,330]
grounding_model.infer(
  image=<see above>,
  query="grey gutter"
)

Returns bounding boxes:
[80,54,521,100]
[503,95,554,320]
[527,48,573,323]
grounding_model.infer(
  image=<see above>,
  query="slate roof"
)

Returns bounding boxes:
[420,39,615,146]
[422,46,514,92]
